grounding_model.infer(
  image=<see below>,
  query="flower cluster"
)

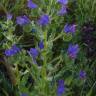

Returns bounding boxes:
[28,41,44,64]
[5,44,20,56]
[64,23,76,34]
[57,80,65,96]
[1,0,87,95]
[57,0,79,60]
[29,41,44,58]
[16,15,30,26]
[57,0,68,15]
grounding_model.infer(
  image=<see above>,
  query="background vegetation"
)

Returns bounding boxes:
[0,0,96,96]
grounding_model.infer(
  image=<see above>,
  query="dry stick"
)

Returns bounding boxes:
[48,57,62,76]
[3,57,16,86]
[0,3,7,14]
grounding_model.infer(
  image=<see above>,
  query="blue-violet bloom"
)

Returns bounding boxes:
[11,44,21,53]
[64,24,76,34]
[39,40,44,50]
[5,45,20,56]
[79,70,86,79]
[57,79,65,96]
[27,0,38,9]
[38,14,50,26]
[29,48,39,64]
[57,0,68,5]
[16,15,30,26]
[67,44,79,59]
[21,93,28,96]
[58,5,67,15]
[7,13,12,20]
[29,48,39,58]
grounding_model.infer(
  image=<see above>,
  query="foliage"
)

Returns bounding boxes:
[0,0,96,96]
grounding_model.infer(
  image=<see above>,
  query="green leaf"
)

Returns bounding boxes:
[23,24,32,32]
[86,88,93,96]
[63,33,72,42]
[65,76,73,86]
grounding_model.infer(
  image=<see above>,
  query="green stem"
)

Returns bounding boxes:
[4,57,16,86]
[91,0,96,17]
[43,30,47,79]
[41,30,48,95]
[51,33,63,42]
[48,55,61,64]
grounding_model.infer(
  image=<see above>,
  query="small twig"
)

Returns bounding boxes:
[48,55,61,64]
[1,88,9,96]
[48,56,62,76]
[51,33,63,42]
[0,3,7,14]
[3,57,17,86]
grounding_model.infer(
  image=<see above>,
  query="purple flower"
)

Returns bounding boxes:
[21,93,28,96]
[79,70,86,79]
[5,45,20,56]
[27,0,38,9]
[29,48,39,58]
[7,13,12,20]
[57,80,65,96]
[64,24,76,34]
[5,49,14,56]
[39,40,44,50]
[11,45,21,53]
[16,15,30,26]
[58,5,67,15]
[67,44,79,59]
[38,14,50,26]
[57,0,68,5]
[29,48,39,64]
